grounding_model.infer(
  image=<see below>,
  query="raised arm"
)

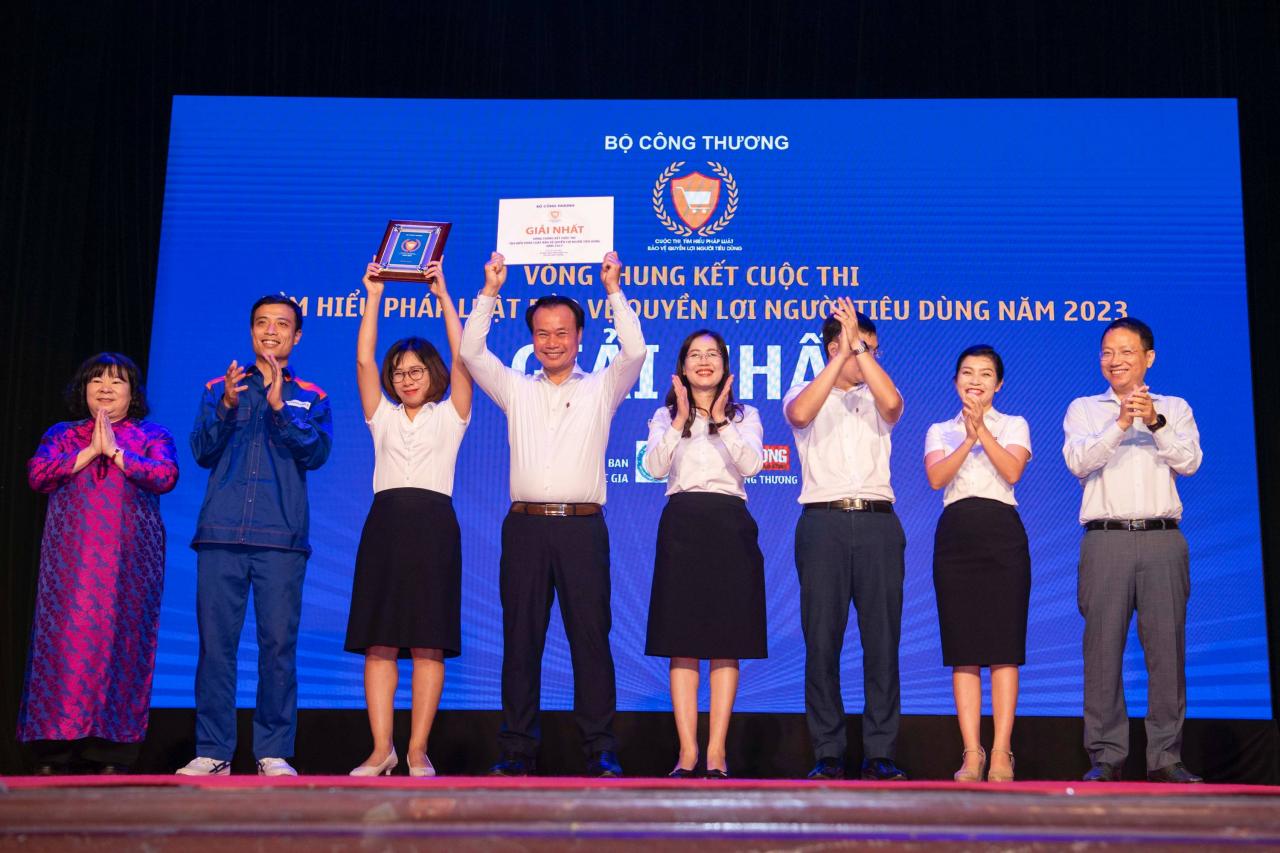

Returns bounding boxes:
[1062,397,1123,479]
[716,395,765,478]
[459,252,515,411]
[924,420,976,490]
[190,371,243,469]
[1150,396,1202,476]
[973,403,1030,485]
[785,320,849,429]
[423,260,472,421]
[28,423,89,493]
[120,424,180,494]
[837,297,902,424]
[356,261,386,421]
[600,251,646,408]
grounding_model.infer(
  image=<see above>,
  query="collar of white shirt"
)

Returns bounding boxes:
[533,363,588,384]
[1097,388,1166,405]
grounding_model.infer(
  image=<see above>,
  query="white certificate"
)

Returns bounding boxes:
[496,196,614,265]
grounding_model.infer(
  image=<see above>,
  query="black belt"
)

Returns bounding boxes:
[804,499,895,513]
[1084,519,1179,531]
[510,502,602,517]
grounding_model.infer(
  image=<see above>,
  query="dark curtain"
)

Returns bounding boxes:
[3,0,1278,774]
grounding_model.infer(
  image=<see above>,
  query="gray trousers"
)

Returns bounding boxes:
[796,508,906,762]
[1078,528,1189,771]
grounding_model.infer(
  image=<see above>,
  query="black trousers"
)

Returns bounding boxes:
[498,511,617,758]
[795,507,906,762]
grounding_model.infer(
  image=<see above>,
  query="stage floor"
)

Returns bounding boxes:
[4,776,1280,851]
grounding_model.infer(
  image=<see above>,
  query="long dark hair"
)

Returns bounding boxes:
[65,352,149,419]
[665,329,743,437]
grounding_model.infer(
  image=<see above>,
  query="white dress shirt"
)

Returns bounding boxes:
[785,382,901,504]
[460,291,645,504]
[1062,390,1202,523]
[924,407,1031,508]
[367,395,469,495]
[643,405,764,499]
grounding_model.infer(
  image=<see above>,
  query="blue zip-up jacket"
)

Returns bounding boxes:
[189,364,333,554]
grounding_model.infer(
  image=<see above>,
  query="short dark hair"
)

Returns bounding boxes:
[65,352,149,419]
[525,295,585,332]
[250,295,303,331]
[821,310,876,352]
[1101,317,1154,351]
[380,337,449,405]
[954,344,1004,382]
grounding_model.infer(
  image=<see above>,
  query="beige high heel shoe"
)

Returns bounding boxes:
[407,755,436,778]
[349,747,398,777]
[988,749,1015,782]
[953,747,987,782]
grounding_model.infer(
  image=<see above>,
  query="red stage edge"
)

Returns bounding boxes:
[4,776,1280,851]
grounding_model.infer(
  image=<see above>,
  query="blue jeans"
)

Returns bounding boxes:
[194,545,307,760]
[795,508,906,762]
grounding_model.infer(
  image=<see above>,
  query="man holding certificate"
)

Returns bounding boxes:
[461,249,645,777]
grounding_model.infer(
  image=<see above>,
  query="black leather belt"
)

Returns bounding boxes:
[804,499,895,513]
[1084,518,1179,531]
[510,502,602,517]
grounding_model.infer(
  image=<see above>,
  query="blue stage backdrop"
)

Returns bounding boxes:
[147,97,1266,718]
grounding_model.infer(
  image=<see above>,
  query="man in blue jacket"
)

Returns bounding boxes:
[176,296,332,777]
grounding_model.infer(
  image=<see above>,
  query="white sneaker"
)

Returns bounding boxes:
[175,757,231,776]
[256,757,298,777]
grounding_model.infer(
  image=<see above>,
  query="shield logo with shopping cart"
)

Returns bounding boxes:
[671,172,721,230]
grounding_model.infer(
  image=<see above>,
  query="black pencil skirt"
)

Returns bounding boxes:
[645,491,768,660]
[345,487,462,658]
[932,497,1030,667]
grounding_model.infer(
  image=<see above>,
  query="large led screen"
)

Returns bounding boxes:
[147,97,1266,717]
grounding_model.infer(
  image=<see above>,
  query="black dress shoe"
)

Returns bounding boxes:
[488,754,536,777]
[667,767,697,778]
[1147,762,1203,784]
[587,750,622,777]
[860,757,908,781]
[1082,761,1121,782]
[34,764,58,776]
[704,768,729,779]
[806,757,845,780]
[97,764,131,775]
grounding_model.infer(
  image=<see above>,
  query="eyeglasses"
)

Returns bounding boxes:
[685,350,723,363]
[391,366,427,384]
[1100,348,1141,361]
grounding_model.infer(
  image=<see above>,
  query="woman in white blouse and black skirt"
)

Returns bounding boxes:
[924,345,1031,783]
[345,258,472,778]
[642,329,767,779]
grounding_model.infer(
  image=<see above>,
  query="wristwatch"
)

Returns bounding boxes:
[710,419,730,429]
[1148,413,1167,432]
[850,341,869,356]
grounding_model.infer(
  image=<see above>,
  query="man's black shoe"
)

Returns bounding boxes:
[860,757,908,780]
[587,750,623,778]
[488,754,536,777]
[1147,762,1203,784]
[1082,761,1121,782]
[806,757,846,780]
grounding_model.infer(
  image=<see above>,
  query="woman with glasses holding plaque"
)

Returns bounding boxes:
[642,329,767,778]
[345,258,472,777]
[924,345,1032,783]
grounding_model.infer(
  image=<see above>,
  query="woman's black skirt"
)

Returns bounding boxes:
[345,487,462,658]
[645,491,768,660]
[932,496,1030,667]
